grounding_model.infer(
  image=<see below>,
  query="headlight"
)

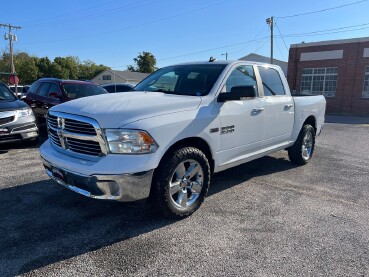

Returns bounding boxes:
[105,129,159,154]
[17,108,33,118]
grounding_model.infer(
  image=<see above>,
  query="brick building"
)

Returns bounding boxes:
[287,37,369,115]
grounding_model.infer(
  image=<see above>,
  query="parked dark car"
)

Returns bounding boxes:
[100,83,134,93]
[0,81,39,144]
[24,78,108,124]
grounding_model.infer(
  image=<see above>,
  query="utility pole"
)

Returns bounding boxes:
[221,52,228,60]
[266,16,274,64]
[1,23,21,96]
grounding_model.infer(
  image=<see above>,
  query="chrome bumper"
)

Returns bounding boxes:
[42,158,153,202]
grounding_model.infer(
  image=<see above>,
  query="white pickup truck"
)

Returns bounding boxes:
[40,60,326,218]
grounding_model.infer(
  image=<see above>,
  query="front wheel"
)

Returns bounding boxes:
[152,147,211,219]
[288,124,315,165]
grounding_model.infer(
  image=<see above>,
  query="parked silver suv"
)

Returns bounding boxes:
[0,82,39,144]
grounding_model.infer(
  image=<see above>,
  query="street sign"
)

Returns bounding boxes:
[9,75,19,85]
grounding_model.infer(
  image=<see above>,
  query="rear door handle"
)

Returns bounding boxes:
[284,104,293,110]
[252,108,264,113]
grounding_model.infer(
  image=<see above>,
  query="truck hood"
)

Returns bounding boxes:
[50,91,202,128]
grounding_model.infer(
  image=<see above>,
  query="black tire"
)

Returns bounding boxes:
[152,147,211,219]
[288,124,315,165]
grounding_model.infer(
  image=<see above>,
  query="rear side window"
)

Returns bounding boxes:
[48,83,61,96]
[258,66,285,96]
[103,85,115,93]
[28,81,41,94]
[117,85,133,92]
[38,83,51,97]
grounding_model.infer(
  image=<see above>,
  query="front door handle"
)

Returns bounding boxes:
[284,104,293,110]
[252,108,264,113]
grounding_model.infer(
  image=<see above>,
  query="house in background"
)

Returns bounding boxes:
[287,37,369,115]
[92,69,149,85]
[239,53,288,76]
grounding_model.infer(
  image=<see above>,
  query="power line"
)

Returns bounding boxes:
[283,26,369,37]
[225,25,269,56]
[254,37,269,54]
[158,36,269,61]
[23,0,153,28]
[280,21,369,37]
[277,0,368,19]
[274,21,289,50]
[19,0,231,45]
[19,0,121,25]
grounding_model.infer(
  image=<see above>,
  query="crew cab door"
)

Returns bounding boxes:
[257,66,294,147]
[217,65,265,166]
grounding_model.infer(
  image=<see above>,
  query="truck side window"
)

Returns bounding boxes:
[224,65,258,95]
[258,66,285,96]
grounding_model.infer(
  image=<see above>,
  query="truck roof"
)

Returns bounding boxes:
[174,60,281,68]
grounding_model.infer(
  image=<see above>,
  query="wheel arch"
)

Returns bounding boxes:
[303,115,317,133]
[160,137,214,173]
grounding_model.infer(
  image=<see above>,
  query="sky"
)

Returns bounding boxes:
[1,0,369,70]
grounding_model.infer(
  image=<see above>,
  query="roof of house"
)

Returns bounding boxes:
[93,69,149,82]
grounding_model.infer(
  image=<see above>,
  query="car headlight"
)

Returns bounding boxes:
[105,129,159,154]
[17,108,33,118]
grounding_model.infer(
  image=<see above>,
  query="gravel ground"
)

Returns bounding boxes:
[0,116,368,277]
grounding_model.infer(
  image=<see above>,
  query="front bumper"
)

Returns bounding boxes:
[42,158,154,202]
[0,113,38,144]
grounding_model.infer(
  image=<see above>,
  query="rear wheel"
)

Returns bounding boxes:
[152,147,211,219]
[288,124,315,165]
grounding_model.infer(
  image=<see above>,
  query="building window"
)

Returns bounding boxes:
[301,67,338,97]
[102,75,111,80]
[363,67,369,98]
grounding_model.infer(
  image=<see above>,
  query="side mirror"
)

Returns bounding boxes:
[217,85,257,102]
[48,92,59,98]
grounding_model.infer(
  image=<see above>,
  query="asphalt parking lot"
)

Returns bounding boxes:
[1,115,369,276]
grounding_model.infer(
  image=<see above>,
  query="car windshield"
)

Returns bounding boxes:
[134,64,227,96]
[0,83,16,101]
[62,83,107,100]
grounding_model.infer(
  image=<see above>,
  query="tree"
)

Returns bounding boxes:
[36,57,52,78]
[0,50,111,83]
[53,56,80,79]
[127,51,157,73]
[78,60,110,80]
[16,56,39,84]
[49,62,69,79]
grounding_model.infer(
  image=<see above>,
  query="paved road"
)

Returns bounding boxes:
[0,117,368,276]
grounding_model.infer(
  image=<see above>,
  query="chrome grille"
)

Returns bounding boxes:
[48,128,62,148]
[0,116,15,126]
[47,112,106,157]
[64,118,96,135]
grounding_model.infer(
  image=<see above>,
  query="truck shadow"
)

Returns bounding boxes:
[209,155,297,196]
[0,155,296,276]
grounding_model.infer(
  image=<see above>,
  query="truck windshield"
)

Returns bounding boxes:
[134,64,226,96]
[0,83,16,101]
[62,83,107,100]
